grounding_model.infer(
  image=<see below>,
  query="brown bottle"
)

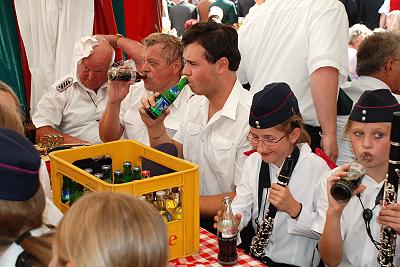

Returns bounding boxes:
[107,67,147,83]
[22,106,36,144]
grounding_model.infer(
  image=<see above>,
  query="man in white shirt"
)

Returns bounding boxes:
[33,36,114,144]
[139,21,253,232]
[237,0,349,161]
[337,31,400,165]
[99,33,192,146]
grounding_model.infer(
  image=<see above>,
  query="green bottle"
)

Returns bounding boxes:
[102,165,113,183]
[123,161,133,182]
[114,170,124,184]
[146,76,188,119]
[132,166,142,180]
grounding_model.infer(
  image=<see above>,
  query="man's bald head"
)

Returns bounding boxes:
[77,38,114,91]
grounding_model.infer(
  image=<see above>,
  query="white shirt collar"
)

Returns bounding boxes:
[357,76,390,90]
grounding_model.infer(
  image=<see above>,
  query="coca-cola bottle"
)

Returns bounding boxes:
[22,106,36,144]
[107,66,146,83]
[217,196,238,266]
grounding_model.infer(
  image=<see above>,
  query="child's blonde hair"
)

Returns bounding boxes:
[54,192,169,267]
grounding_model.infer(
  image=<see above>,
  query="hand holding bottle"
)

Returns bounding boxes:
[107,67,133,105]
[139,92,171,128]
[213,210,242,230]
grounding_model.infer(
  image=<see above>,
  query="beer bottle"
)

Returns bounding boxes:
[107,67,147,82]
[146,76,188,119]
[114,169,124,184]
[132,166,141,180]
[155,190,172,223]
[102,165,113,183]
[123,161,133,182]
[22,106,36,144]
[217,196,238,266]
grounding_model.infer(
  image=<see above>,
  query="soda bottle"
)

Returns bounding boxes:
[123,161,133,182]
[114,169,124,184]
[132,166,141,180]
[155,191,172,223]
[217,196,238,266]
[107,67,147,83]
[146,76,188,119]
[102,165,113,183]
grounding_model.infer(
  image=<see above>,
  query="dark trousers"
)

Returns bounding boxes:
[304,124,322,152]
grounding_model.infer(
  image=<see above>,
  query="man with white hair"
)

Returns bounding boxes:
[33,36,114,144]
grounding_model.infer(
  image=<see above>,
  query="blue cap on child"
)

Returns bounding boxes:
[249,82,300,129]
[0,128,41,201]
[349,89,400,123]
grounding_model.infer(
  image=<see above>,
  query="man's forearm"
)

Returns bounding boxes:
[200,192,236,219]
[99,102,124,142]
[310,66,338,136]
[116,37,144,67]
[36,126,88,144]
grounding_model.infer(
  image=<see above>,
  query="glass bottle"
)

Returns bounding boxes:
[172,188,182,220]
[114,169,124,184]
[102,165,113,183]
[145,76,188,119]
[107,67,147,82]
[132,166,141,180]
[123,161,133,182]
[217,196,238,266]
[22,106,36,144]
[155,190,172,223]
[331,162,366,203]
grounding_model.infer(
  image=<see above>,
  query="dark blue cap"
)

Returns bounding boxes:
[0,128,41,201]
[249,82,300,129]
[349,89,400,123]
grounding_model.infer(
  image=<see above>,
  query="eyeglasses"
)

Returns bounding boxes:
[247,132,288,146]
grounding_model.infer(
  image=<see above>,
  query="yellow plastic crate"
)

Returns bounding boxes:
[49,140,199,261]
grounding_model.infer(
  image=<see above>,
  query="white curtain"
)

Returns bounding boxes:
[14,0,94,112]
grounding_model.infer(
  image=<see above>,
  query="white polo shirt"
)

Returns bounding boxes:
[32,72,108,144]
[237,0,349,127]
[313,171,400,267]
[232,143,330,266]
[119,81,193,146]
[173,79,253,195]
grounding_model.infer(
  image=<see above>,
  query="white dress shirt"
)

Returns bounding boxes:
[119,81,193,145]
[237,0,349,127]
[232,143,330,266]
[313,171,400,267]
[32,72,108,144]
[173,79,253,195]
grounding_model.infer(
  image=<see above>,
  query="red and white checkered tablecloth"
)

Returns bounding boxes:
[170,228,266,267]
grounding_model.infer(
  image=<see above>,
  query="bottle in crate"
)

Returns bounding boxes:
[132,166,142,180]
[123,161,133,182]
[102,165,113,183]
[114,170,124,184]
[172,188,182,220]
[155,190,172,223]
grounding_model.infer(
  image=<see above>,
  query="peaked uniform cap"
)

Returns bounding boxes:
[0,128,41,201]
[249,82,300,129]
[349,89,400,123]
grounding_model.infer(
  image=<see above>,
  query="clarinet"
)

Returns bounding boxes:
[378,111,400,267]
[249,153,296,260]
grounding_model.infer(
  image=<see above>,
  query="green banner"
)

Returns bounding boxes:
[0,0,27,106]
